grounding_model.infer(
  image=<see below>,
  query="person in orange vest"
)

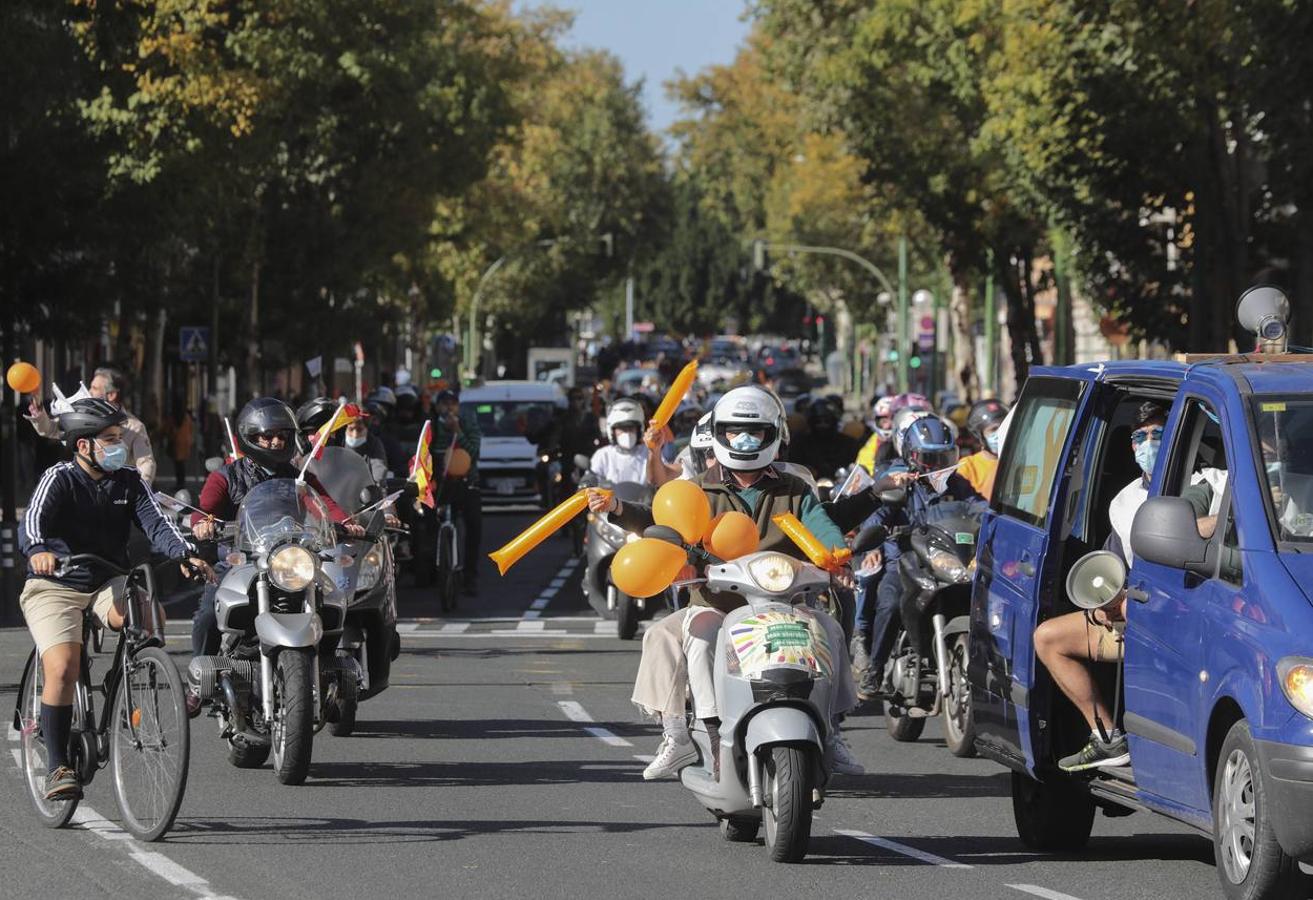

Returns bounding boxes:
[958,399,1009,500]
[855,394,897,474]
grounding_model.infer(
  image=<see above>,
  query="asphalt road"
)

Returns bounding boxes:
[0,508,1248,899]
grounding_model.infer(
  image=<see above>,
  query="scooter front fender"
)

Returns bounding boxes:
[255,611,322,652]
[743,705,824,758]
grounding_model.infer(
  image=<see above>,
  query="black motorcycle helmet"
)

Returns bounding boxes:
[236,398,298,469]
[58,397,127,447]
[806,399,839,433]
[966,398,1008,445]
[902,416,960,474]
[295,397,338,437]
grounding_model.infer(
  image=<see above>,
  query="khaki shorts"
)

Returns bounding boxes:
[19,577,125,655]
[1092,620,1125,663]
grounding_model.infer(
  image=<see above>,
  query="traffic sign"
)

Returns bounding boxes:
[179,327,209,362]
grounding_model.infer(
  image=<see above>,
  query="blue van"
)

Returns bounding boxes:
[969,291,1313,899]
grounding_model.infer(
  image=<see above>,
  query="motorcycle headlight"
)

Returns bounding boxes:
[269,544,317,592]
[928,550,969,583]
[356,546,384,593]
[1278,657,1313,719]
[747,553,797,593]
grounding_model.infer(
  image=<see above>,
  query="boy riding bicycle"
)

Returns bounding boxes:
[18,398,213,800]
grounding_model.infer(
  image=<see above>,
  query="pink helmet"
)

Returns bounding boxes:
[889,392,931,416]
[871,395,897,419]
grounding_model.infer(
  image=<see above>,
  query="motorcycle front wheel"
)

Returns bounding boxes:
[615,591,640,640]
[271,649,315,785]
[761,746,814,863]
[942,633,976,758]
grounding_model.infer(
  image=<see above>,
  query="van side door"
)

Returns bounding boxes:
[969,372,1098,770]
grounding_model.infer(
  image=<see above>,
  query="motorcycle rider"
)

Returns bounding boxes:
[26,367,157,484]
[188,399,362,708]
[366,387,408,476]
[788,399,861,481]
[957,399,1008,500]
[590,398,651,485]
[18,398,213,799]
[431,388,483,596]
[856,395,897,475]
[588,385,866,780]
[856,415,985,700]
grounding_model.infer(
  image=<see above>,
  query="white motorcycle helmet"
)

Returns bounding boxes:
[891,407,933,460]
[605,398,646,450]
[711,385,784,471]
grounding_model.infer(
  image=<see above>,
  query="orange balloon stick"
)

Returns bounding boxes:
[488,489,609,576]
[649,361,699,430]
[771,512,844,572]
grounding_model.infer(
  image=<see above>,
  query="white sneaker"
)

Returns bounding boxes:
[643,735,698,780]
[827,732,865,776]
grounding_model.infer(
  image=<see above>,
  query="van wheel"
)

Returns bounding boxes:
[1213,720,1309,900]
[884,703,926,742]
[1012,771,1095,851]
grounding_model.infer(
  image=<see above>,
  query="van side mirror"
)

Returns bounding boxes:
[1130,496,1216,576]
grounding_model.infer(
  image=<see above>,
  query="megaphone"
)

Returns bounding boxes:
[1237,285,1291,354]
[1065,550,1127,611]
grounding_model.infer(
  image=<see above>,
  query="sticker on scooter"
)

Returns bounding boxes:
[730,611,832,680]
[955,532,974,544]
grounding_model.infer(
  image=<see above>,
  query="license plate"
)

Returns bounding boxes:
[492,478,521,495]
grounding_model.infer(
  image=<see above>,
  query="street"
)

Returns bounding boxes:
[0,509,1226,900]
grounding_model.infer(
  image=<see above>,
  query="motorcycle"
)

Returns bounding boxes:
[878,499,983,757]
[580,476,676,640]
[309,447,400,736]
[187,478,352,784]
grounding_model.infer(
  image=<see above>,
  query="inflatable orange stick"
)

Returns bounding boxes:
[489,489,610,575]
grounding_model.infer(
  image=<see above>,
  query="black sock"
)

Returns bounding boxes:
[40,703,73,773]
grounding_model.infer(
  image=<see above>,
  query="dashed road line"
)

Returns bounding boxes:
[438,623,470,634]
[556,700,633,748]
[1007,886,1087,900]
[834,830,973,869]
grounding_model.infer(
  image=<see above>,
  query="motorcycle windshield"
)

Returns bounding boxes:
[920,500,982,558]
[235,479,335,555]
[728,606,832,680]
[308,446,374,516]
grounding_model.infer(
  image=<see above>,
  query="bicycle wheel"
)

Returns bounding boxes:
[17,649,79,828]
[110,646,190,841]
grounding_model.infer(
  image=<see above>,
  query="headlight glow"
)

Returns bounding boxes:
[269,544,317,592]
[747,553,797,593]
[357,546,384,593]
[929,550,969,583]
[1279,657,1313,719]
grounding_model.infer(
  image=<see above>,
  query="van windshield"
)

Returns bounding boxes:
[1251,397,1313,541]
[464,400,557,438]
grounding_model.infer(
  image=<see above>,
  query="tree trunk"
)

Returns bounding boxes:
[998,249,1042,389]
[949,275,978,402]
[244,258,261,401]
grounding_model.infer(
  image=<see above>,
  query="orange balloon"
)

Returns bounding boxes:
[705,510,759,560]
[652,479,711,544]
[446,447,472,478]
[6,361,40,395]
[611,538,687,598]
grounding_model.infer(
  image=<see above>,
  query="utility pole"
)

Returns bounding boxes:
[897,236,909,393]
[624,276,635,340]
[984,250,997,397]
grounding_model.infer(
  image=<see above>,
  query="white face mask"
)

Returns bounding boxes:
[616,431,638,450]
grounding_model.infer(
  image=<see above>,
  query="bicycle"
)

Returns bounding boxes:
[13,554,192,841]
[434,500,464,613]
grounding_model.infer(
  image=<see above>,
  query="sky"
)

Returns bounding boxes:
[521,1,751,135]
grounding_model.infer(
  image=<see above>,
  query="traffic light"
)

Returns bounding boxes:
[430,367,443,378]
[886,349,900,363]
[909,355,922,370]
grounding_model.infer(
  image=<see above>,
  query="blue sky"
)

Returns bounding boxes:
[521,1,751,134]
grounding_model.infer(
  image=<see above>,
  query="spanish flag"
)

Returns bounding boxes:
[312,402,366,459]
[409,420,435,508]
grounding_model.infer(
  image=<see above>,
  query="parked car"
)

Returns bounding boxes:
[461,381,566,505]
[969,288,1313,900]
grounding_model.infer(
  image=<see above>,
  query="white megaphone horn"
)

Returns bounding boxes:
[1065,550,1127,611]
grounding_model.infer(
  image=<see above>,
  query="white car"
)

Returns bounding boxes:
[460,381,566,505]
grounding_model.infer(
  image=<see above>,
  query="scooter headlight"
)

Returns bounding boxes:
[928,550,969,583]
[1279,657,1313,719]
[356,546,384,593]
[269,544,317,592]
[747,554,797,593]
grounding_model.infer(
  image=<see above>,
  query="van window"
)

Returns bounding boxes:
[995,377,1085,527]
[1170,398,1241,583]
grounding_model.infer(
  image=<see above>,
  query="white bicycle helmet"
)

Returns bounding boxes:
[711,385,784,471]
[605,398,646,442]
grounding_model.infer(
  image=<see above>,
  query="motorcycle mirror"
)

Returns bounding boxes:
[879,488,907,506]
[204,456,224,473]
[1065,550,1127,610]
[642,524,686,545]
[385,477,418,498]
[851,524,888,555]
[359,485,384,507]
[574,454,592,471]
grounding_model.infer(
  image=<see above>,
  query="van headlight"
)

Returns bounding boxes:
[1279,657,1313,718]
[356,546,384,593]
[747,554,797,593]
[929,550,969,583]
[269,544,317,592]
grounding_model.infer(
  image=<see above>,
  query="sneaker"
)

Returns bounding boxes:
[185,686,203,719]
[857,665,883,702]
[827,732,865,776]
[1059,730,1131,772]
[849,635,871,678]
[642,735,698,780]
[44,766,81,801]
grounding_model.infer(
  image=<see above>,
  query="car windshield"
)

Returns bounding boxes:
[465,400,557,438]
[1251,397,1313,542]
[235,479,336,554]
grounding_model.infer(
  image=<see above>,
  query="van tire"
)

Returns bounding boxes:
[1212,720,1310,900]
[1012,771,1095,851]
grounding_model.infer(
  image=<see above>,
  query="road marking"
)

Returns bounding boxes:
[1007,887,1086,900]
[74,803,235,897]
[10,748,21,767]
[539,587,559,599]
[438,623,470,634]
[633,754,655,763]
[556,700,633,748]
[396,622,421,633]
[550,683,574,695]
[834,830,973,869]
[549,577,567,588]
[528,597,551,610]
[594,621,617,635]
[516,619,546,632]
[522,611,541,620]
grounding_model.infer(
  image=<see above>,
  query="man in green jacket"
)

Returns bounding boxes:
[588,385,873,781]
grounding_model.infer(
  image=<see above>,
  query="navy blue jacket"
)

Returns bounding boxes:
[19,462,194,591]
[860,472,986,565]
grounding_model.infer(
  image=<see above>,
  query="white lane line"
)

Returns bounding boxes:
[549,577,567,588]
[550,683,574,695]
[521,611,542,620]
[834,830,973,869]
[72,803,235,897]
[438,623,470,634]
[1007,886,1087,900]
[562,558,581,570]
[396,622,421,633]
[633,754,655,763]
[516,619,546,632]
[594,621,617,635]
[528,597,551,610]
[10,748,21,767]
[555,700,633,748]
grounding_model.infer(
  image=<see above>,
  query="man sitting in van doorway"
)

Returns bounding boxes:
[1035,401,1167,772]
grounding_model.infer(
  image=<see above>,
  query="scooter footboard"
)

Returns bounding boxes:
[742,705,824,757]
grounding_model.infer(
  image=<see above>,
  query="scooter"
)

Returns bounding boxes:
[579,474,674,640]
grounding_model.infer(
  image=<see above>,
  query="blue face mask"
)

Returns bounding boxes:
[345,433,367,449]
[95,439,129,472]
[1134,439,1160,477]
[985,430,1002,455]
[729,431,764,452]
